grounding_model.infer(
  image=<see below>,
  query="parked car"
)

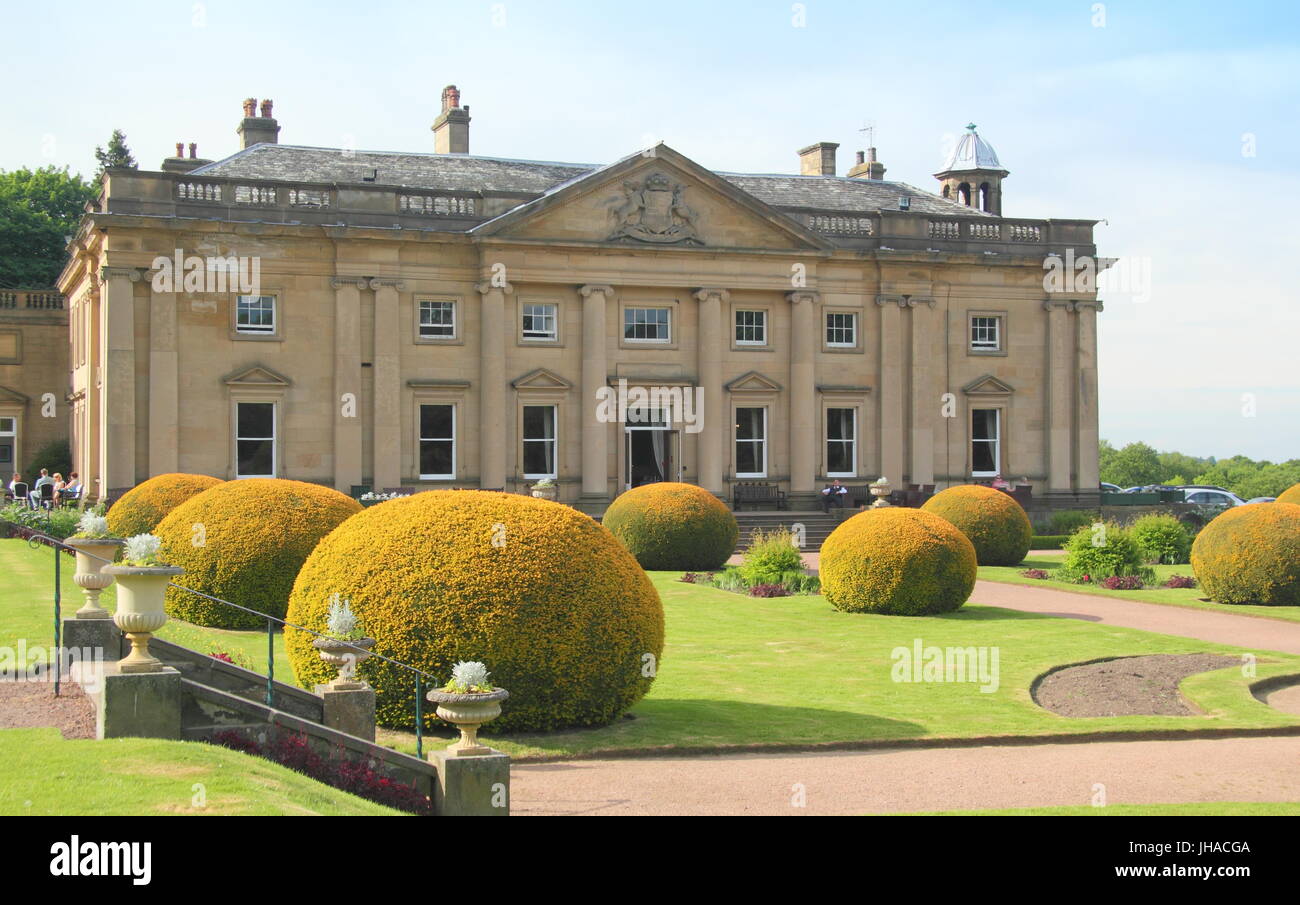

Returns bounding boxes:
[1182,489,1247,507]
[1100,482,1123,493]
[1246,497,1276,504]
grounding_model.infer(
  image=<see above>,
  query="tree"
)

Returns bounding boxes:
[1101,441,1163,488]
[94,129,136,175]
[0,166,98,288]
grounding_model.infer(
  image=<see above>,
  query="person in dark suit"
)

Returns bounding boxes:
[821,479,849,513]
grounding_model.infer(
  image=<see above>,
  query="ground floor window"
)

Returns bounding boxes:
[826,408,856,476]
[522,405,557,478]
[0,416,15,470]
[971,408,1000,476]
[419,404,456,479]
[236,402,275,477]
[735,407,767,477]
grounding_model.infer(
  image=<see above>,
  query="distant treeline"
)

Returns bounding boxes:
[1099,441,1299,499]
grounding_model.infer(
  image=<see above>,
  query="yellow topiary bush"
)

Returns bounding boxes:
[1277,483,1300,506]
[921,484,1032,566]
[820,507,977,615]
[285,491,664,733]
[1190,502,1300,607]
[106,473,224,538]
[155,479,362,629]
[602,481,739,570]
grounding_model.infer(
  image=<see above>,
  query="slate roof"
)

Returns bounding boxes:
[191,144,993,218]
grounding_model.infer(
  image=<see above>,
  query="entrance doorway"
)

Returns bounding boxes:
[624,409,677,489]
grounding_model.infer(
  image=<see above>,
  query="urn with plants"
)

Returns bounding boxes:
[102,534,184,673]
[426,661,509,756]
[64,509,126,619]
[311,594,375,688]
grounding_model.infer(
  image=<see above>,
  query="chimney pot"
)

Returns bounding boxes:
[189,142,197,158]
[433,85,471,154]
[176,142,184,158]
[237,98,281,148]
[260,99,274,118]
[243,97,257,117]
[855,150,865,164]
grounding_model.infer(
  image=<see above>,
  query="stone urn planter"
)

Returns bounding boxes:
[102,563,184,673]
[425,687,510,757]
[870,479,892,509]
[64,537,126,619]
[530,483,558,501]
[312,636,375,689]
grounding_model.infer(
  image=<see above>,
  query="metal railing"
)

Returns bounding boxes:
[16,527,440,757]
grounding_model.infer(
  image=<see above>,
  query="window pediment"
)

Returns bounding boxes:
[221,365,291,388]
[725,371,783,392]
[512,368,573,390]
[961,374,1015,397]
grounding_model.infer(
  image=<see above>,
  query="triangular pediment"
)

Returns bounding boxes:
[512,367,573,390]
[472,146,833,252]
[725,371,783,392]
[962,374,1015,396]
[0,384,30,405]
[222,365,291,387]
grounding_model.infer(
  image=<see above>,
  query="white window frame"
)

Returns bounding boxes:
[825,407,857,478]
[521,303,558,342]
[235,294,276,335]
[623,307,671,343]
[734,406,768,478]
[521,404,558,479]
[235,401,277,478]
[970,315,1002,352]
[971,407,1001,477]
[825,311,857,348]
[735,309,767,346]
[0,415,17,471]
[418,403,457,480]
[418,299,457,340]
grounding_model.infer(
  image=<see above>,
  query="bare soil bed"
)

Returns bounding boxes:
[1033,653,1239,717]
[0,679,95,739]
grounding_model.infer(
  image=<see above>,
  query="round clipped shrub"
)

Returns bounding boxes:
[1277,483,1300,506]
[1129,513,1192,564]
[820,508,977,615]
[602,481,739,570]
[106,473,223,538]
[155,479,362,628]
[1190,502,1300,606]
[285,491,664,732]
[921,484,1032,566]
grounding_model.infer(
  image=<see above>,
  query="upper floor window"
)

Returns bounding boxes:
[236,295,276,334]
[522,303,558,342]
[419,300,456,340]
[735,310,767,345]
[0,416,15,468]
[624,307,670,343]
[970,315,1002,352]
[826,312,856,348]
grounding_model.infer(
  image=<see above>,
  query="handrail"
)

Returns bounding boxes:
[16,527,440,757]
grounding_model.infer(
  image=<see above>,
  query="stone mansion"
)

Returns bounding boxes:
[57,88,1102,512]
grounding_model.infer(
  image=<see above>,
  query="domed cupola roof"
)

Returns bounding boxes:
[936,124,1008,175]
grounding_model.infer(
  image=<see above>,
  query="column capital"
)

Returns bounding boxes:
[902,295,935,308]
[693,287,730,303]
[578,283,614,299]
[1074,299,1104,312]
[786,290,820,305]
[476,280,515,296]
[99,266,142,285]
[330,277,368,290]
[1042,297,1078,311]
[368,277,407,292]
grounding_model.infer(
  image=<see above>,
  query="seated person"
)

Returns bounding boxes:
[991,473,1012,490]
[821,478,849,513]
[63,473,82,500]
[7,473,20,497]
[31,469,52,508]
[52,473,65,504]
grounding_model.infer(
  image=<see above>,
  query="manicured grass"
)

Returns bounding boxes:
[384,571,1300,760]
[0,728,402,815]
[979,554,1300,624]
[0,539,288,673]
[896,801,1300,816]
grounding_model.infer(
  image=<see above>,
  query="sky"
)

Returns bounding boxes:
[3,0,1297,461]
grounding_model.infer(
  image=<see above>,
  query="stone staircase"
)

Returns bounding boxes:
[734,510,844,553]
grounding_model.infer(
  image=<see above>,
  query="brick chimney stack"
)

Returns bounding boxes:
[237,97,281,149]
[798,141,838,176]
[847,146,887,180]
[432,84,471,154]
[162,141,212,174]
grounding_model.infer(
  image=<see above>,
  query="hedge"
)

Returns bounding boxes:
[285,491,665,733]
[1030,535,1069,550]
[820,508,977,616]
[1191,502,1300,606]
[107,473,223,538]
[155,479,362,628]
[921,484,1032,566]
[602,482,739,570]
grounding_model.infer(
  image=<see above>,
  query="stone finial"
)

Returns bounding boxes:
[442,85,460,113]
[260,99,274,118]
[243,97,257,117]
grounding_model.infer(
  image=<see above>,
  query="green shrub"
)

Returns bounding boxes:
[28,439,71,481]
[778,570,820,595]
[1191,503,1300,606]
[0,503,79,539]
[1049,509,1098,536]
[921,484,1032,566]
[1057,521,1154,583]
[1030,535,1069,550]
[1130,513,1192,564]
[603,482,739,570]
[739,528,804,585]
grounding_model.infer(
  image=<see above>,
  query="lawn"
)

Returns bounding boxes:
[979,553,1300,625]
[0,728,401,815]
[897,802,1300,816]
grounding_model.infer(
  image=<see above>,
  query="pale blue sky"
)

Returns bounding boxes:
[4,0,1297,460]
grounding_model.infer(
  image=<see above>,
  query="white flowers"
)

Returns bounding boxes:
[360,491,409,501]
[450,660,492,691]
[75,512,110,538]
[124,533,164,566]
[326,593,362,640]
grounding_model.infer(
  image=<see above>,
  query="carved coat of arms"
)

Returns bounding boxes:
[608,173,702,245]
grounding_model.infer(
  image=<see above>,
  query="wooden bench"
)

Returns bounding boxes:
[732,482,787,511]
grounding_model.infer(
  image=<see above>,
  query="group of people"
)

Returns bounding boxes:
[819,473,1032,513]
[7,468,82,509]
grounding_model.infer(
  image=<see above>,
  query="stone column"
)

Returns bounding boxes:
[147,280,178,476]
[877,295,905,486]
[332,278,365,492]
[579,285,613,500]
[693,288,728,494]
[907,297,936,485]
[371,278,405,490]
[1045,299,1074,490]
[476,280,512,489]
[100,267,139,492]
[787,291,819,494]
[1075,300,1103,491]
